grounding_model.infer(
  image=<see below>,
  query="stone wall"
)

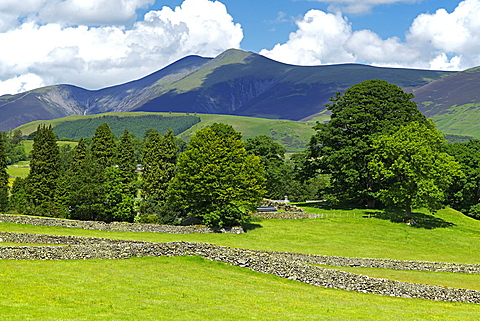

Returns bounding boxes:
[255,200,309,219]
[259,200,305,213]
[1,231,479,304]
[0,214,244,234]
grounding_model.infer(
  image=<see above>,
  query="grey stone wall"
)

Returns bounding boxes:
[1,231,479,304]
[259,200,305,213]
[0,214,244,234]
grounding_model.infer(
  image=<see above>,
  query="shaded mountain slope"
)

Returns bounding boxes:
[413,67,480,137]
[135,49,453,120]
[0,55,211,131]
[0,49,454,131]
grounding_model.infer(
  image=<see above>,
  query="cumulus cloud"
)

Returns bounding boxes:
[261,0,480,71]
[309,0,420,14]
[0,0,154,27]
[0,0,243,95]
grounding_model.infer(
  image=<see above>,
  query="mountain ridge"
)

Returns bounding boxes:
[0,48,457,131]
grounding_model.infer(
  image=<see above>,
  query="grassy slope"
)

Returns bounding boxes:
[1,207,480,319]
[2,208,479,264]
[15,112,316,152]
[2,256,478,321]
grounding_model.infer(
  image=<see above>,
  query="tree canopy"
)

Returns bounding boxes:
[445,139,480,218]
[369,121,463,217]
[308,79,428,207]
[26,124,60,215]
[169,123,265,227]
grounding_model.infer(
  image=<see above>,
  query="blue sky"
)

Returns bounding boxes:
[142,0,461,52]
[0,0,479,95]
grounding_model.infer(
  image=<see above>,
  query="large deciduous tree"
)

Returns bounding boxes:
[245,135,289,200]
[26,124,60,215]
[169,123,265,227]
[308,79,428,207]
[369,121,463,218]
[444,139,480,219]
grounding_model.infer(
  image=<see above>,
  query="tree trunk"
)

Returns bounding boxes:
[405,198,412,220]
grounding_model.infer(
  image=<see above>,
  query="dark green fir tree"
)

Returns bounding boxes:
[0,133,9,212]
[26,124,60,216]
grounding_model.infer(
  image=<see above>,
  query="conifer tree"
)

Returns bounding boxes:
[10,177,27,213]
[68,151,106,221]
[140,129,178,222]
[26,124,60,216]
[0,133,9,212]
[101,129,137,222]
[117,130,137,198]
[91,122,116,168]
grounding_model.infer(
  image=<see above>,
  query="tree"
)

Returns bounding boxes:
[10,177,28,214]
[26,124,60,215]
[307,79,428,207]
[368,121,463,218]
[168,123,265,227]
[140,129,178,222]
[102,129,138,223]
[91,122,116,168]
[245,135,289,200]
[0,133,9,211]
[444,139,480,217]
[117,130,137,198]
[68,152,106,221]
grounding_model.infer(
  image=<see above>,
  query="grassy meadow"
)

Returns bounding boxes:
[1,205,480,319]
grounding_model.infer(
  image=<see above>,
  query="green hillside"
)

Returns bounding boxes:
[15,112,317,152]
[1,206,480,319]
[52,114,200,140]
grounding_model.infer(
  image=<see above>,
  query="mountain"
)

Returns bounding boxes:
[0,49,454,131]
[413,66,480,138]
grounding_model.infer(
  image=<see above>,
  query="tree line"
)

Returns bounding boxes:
[1,79,480,224]
[0,121,318,227]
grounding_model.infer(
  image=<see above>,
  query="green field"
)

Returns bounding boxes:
[1,206,480,319]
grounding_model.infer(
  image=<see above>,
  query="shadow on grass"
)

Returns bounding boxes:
[368,209,456,230]
[241,222,263,232]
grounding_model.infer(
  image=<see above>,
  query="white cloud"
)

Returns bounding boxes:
[309,0,420,14]
[0,0,154,27]
[0,74,45,96]
[0,0,243,95]
[260,10,355,65]
[261,0,480,71]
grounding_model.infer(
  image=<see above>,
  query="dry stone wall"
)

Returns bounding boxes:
[256,200,310,219]
[0,214,244,234]
[1,231,479,304]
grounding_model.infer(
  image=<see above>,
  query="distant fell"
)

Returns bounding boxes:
[0,49,454,131]
[414,66,480,138]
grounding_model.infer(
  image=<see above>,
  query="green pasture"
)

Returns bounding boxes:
[3,208,478,264]
[6,165,30,179]
[1,206,480,319]
[21,140,77,155]
[0,256,479,321]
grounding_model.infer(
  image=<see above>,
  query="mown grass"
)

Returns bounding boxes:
[1,256,479,321]
[1,207,480,319]
[2,208,479,264]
